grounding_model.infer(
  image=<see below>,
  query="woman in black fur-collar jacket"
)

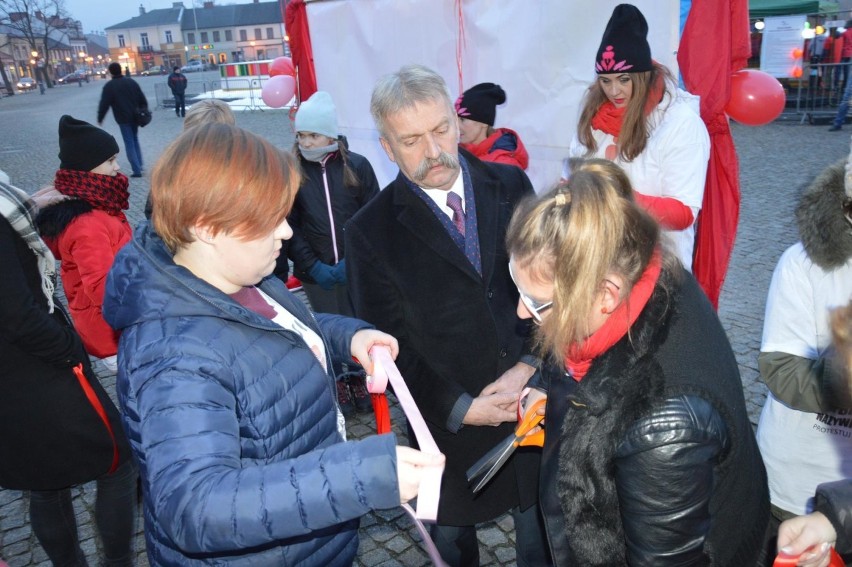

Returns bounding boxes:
[506,159,769,566]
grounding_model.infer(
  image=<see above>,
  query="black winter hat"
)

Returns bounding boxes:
[455,83,506,126]
[595,4,653,74]
[58,115,120,172]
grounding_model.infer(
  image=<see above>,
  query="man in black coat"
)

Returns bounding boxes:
[346,64,549,567]
[167,66,187,118]
[97,62,148,177]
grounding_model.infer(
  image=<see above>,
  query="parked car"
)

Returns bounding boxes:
[16,77,36,91]
[57,72,89,84]
[180,60,205,73]
[141,65,166,76]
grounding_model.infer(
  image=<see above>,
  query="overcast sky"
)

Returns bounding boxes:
[63,0,266,35]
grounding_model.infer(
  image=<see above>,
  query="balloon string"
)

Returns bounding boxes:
[456,0,466,94]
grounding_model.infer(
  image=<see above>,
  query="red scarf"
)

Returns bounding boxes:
[54,169,129,217]
[589,73,666,142]
[565,249,662,381]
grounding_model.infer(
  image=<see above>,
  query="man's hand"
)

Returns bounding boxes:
[480,362,535,396]
[351,329,398,376]
[463,392,519,426]
[778,512,837,567]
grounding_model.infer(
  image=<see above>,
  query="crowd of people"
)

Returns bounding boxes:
[1,3,852,567]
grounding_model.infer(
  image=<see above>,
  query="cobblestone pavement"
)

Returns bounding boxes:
[1,78,849,565]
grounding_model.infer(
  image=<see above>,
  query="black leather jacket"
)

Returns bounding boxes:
[532,269,768,566]
[535,365,729,565]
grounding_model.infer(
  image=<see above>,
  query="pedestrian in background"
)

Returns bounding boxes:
[507,158,768,566]
[103,122,443,566]
[568,3,710,270]
[0,177,137,567]
[97,62,147,178]
[33,115,132,373]
[167,65,187,118]
[289,90,380,415]
[456,82,529,170]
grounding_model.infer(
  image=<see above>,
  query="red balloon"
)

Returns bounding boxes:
[261,75,296,108]
[269,56,295,78]
[725,69,786,126]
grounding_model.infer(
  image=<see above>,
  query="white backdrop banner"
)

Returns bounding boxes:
[306,0,681,193]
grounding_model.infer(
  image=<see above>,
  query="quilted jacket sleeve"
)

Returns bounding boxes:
[126,337,399,554]
[614,395,727,566]
[314,311,373,367]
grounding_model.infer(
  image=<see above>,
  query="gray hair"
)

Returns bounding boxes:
[370,64,453,137]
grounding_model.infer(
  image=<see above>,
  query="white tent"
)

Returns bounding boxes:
[305,0,681,192]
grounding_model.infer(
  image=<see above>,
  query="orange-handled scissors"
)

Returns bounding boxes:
[466,398,546,494]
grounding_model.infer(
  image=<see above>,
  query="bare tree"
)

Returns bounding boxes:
[0,0,69,88]
[0,36,14,96]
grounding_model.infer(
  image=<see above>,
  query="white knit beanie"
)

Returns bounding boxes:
[294,91,338,139]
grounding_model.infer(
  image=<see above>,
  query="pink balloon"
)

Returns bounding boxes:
[261,75,296,108]
[269,56,295,78]
[726,69,786,126]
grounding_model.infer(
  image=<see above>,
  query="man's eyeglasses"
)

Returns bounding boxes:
[508,263,553,322]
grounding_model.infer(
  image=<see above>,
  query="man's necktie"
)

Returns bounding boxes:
[446,191,465,237]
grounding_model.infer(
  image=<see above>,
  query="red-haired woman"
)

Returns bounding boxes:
[102,123,442,566]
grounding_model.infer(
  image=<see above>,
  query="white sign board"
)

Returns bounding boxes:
[760,15,807,78]
[306,0,680,193]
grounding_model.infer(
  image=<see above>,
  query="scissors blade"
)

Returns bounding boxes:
[471,438,518,493]
[466,433,513,483]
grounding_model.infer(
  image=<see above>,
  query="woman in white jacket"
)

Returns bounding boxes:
[568,3,709,270]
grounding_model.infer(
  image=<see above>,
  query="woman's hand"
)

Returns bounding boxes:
[396,446,445,504]
[351,329,399,375]
[778,512,837,567]
[521,387,547,438]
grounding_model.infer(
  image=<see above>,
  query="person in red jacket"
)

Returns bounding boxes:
[34,115,132,373]
[455,82,529,170]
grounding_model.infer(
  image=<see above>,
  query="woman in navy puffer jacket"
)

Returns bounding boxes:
[103,123,443,566]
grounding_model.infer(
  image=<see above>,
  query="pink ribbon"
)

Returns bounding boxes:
[368,345,448,566]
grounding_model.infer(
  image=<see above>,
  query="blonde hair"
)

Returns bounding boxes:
[152,123,299,251]
[183,99,236,131]
[506,159,663,361]
[576,62,673,162]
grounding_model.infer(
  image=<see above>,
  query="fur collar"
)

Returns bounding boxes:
[555,267,682,565]
[35,199,93,239]
[796,159,852,269]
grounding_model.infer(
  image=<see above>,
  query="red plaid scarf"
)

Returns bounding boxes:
[54,169,130,217]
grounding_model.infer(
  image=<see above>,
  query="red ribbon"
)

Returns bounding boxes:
[774,547,844,566]
[72,363,119,474]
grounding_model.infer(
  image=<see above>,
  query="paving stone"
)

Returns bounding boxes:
[477,525,509,546]
[358,547,392,566]
[383,534,412,554]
